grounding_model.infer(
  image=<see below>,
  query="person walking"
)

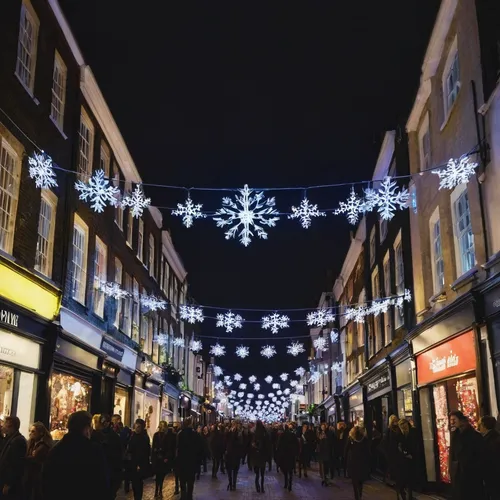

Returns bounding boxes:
[478,415,500,500]
[335,421,348,478]
[176,418,203,500]
[201,426,211,474]
[397,418,419,500]
[100,414,124,500]
[382,414,402,487]
[209,425,224,479]
[23,422,52,500]
[164,426,179,493]
[345,425,370,500]
[317,424,332,486]
[0,416,27,500]
[152,421,168,498]
[127,419,152,500]
[276,423,298,492]
[225,422,244,491]
[250,421,271,493]
[42,411,109,500]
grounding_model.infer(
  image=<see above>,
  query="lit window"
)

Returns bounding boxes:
[419,114,431,172]
[78,110,94,180]
[394,234,404,328]
[35,192,57,278]
[0,139,20,254]
[372,268,382,352]
[370,227,376,267]
[114,258,123,328]
[383,253,392,343]
[122,273,132,335]
[149,234,155,277]
[137,219,144,261]
[72,214,88,304]
[132,279,140,343]
[99,143,110,178]
[454,191,475,275]
[430,209,445,293]
[93,237,107,317]
[50,51,67,130]
[112,164,123,230]
[15,0,39,93]
[443,39,460,116]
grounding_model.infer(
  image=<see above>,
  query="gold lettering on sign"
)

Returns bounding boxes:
[0,310,19,328]
[429,350,460,374]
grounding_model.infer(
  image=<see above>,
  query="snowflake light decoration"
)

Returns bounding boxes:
[154,333,169,346]
[28,152,58,189]
[265,376,273,384]
[173,337,185,348]
[179,305,204,324]
[239,383,247,390]
[287,341,305,356]
[330,329,339,343]
[216,311,244,332]
[190,339,203,353]
[261,313,290,334]
[345,306,368,324]
[432,157,478,190]
[272,383,280,390]
[210,343,226,357]
[307,308,335,327]
[295,367,306,378]
[288,197,326,228]
[260,345,277,359]
[172,195,206,227]
[331,361,343,373]
[334,187,364,225]
[121,184,151,218]
[213,184,280,246]
[364,177,409,221]
[234,373,243,382]
[75,169,119,213]
[309,371,321,384]
[253,383,260,391]
[248,375,257,383]
[313,336,328,352]
[235,345,250,359]
[215,381,224,391]
[290,380,298,387]
[140,294,167,311]
[237,392,244,398]
[213,365,223,377]
[280,373,288,381]
[96,280,129,300]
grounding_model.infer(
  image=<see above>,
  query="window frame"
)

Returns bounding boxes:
[15,0,39,95]
[114,258,123,328]
[34,190,57,278]
[78,108,94,180]
[383,251,392,345]
[137,219,144,262]
[50,51,67,131]
[371,267,382,352]
[99,142,110,178]
[451,184,475,278]
[132,279,140,343]
[370,226,376,268]
[442,37,460,120]
[71,214,89,305]
[93,236,107,318]
[112,163,123,230]
[418,113,431,172]
[149,233,155,278]
[122,273,132,336]
[393,230,404,328]
[429,206,445,294]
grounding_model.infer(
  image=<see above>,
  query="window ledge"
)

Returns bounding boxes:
[450,267,478,292]
[440,84,461,132]
[114,221,123,231]
[0,249,16,264]
[71,297,88,310]
[32,268,59,288]
[14,73,40,105]
[429,289,447,305]
[482,251,500,271]
[49,115,68,140]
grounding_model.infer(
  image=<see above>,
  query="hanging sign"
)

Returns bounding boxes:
[367,371,391,398]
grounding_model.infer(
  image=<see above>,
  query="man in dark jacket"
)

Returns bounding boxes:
[42,411,110,500]
[100,414,124,499]
[0,416,27,499]
[478,415,500,500]
[176,418,203,500]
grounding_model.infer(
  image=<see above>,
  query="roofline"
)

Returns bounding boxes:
[372,131,395,180]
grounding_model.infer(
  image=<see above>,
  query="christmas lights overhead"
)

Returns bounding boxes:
[180,305,204,324]
[313,336,328,352]
[121,184,151,218]
[295,367,306,378]
[239,383,247,390]
[248,375,257,383]
[235,345,250,359]
[288,197,326,228]
[365,177,409,221]
[331,361,343,373]
[253,383,260,391]
[334,187,365,225]
[154,333,168,346]
[261,313,290,334]
[96,280,130,300]
[190,339,203,353]
[216,311,244,333]
[280,373,289,381]
[173,337,184,348]
[287,341,306,356]
[265,376,273,384]
[307,308,335,327]
[28,152,58,189]
[210,343,226,357]
[432,157,478,190]
[309,371,321,384]
[75,169,119,213]
[233,373,242,382]
[140,294,167,311]
[260,345,277,359]
[213,365,223,377]
[172,195,206,227]
[330,329,339,343]
[213,184,280,246]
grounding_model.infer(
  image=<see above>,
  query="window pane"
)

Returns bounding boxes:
[35,197,54,276]
[16,6,37,90]
[0,143,19,253]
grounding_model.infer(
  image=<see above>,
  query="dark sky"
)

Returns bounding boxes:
[59,1,440,379]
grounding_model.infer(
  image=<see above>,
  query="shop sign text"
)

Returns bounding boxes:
[429,351,459,374]
[367,374,390,395]
[0,309,19,328]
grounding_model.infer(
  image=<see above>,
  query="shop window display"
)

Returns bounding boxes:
[114,387,129,426]
[0,366,14,419]
[50,373,91,440]
[398,388,413,419]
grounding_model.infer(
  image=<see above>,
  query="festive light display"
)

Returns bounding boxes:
[261,313,290,334]
[216,311,244,332]
[287,341,305,356]
[172,195,206,227]
[233,373,242,381]
[28,152,58,189]
[179,305,204,324]
[432,157,478,190]
[190,339,203,353]
[260,345,277,359]
[265,376,273,384]
[209,343,226,357]
[75,170,119,213]
[295,367,306,378]
[330,329,339,343]
[154,333,168,347]
[280,373,288,381]
[96,280,129,300]
[334,187,365,225]
[213,366,223,377]
[140,294,167,311]
[307,308,335,327]
[365,177,409,221]
[121,184,151,218]
[248,375,257,383]
[313,336,328,352]
[345,289,412,323]
[235,345,250,359]
[288,197,326,228]
[172,337,185,348]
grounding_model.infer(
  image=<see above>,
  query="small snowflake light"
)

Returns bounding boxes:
[215,381,224,390]
[265,376,273,384]
[253,383,260,391]
[345,306,368,324]
[432,157,478,190]
[96,280,129,300]
[213,365,223,377]
[172,195,206,227]
[261,313,290,334]
[260,345,277,359]
[237,392,244,398]
[280,373,288,381]
[216,311,244,333]
[235,345,250,359]
[179,305,204,324]
[290,380,298,387]
[173,337,185,348]
[75,169,119,213]
[313,336,328,352]
[365,177,409,221]
[28,152,58,189]
[234,373,243,382]
[190,339,203,353]
[295,367,306,378]
[154,333,169,346]
[331,361,343,373]
[287,341,305,356]
[309,371,321,384]
[121,184,151,218]
[334,187,365,225]
[213,184,280,246]
[307,308,335,327]
[330,329,339,343]
[272,383,280,390]
[239,383,247,390]
[224,375,232,383]
[248,375,257,383]
[210,343,226,357]
[140,294,167,311]
[288,197,326,228]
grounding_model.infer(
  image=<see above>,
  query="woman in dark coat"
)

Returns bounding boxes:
[164,427,178,493]
[276,424,299,492]
[224,423,244,491]
[335,421,348,477]
[151,421,168,498]
[127,419,151,500]
[345,425,370,500]
[250,421,271,493]
[397,419,419,500]
[24,422,53,500]
[317,425,332,486]
[209,426,225,479]
[382,414,402,485]
[201,426,211,474]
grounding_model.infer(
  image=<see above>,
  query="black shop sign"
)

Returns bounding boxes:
[366,373,391,398]
[485,285,500,318]
[101,337,125,362]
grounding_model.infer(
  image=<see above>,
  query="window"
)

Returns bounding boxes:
[78,110,94,180]
[383,252,392,344]
[112,164,123,229]
[419,113,431,171]
[137,219,144,261]
[16,0,39,93]
[372,268,382,352]
[149,234,155,277]
[35,191,57,278]
[122,273,132,335]
[370,227,376,267]
[163,258,170,294]
[453,188,475,276]
[114,258,123,328]
[430,208,445,293]
[50,52,67,130]
[357,290,365,348]
[126,209,133,247]
[380,219,388,243]
[132,279,140,343]
[93,237,107,317]
[443,38,460,116]
[99,143,110,178]
[71,214,88,304]
[394,232,404,328]
[0,139,21,254]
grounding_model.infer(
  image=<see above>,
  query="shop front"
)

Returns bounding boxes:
[346,383,364,426]
[179,391,192,421]
[133,373,161,439]
[162,382,180,424]
[362,363,393,433]
[391,344,415,421]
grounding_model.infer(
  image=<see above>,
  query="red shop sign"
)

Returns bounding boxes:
[416,330,476,386]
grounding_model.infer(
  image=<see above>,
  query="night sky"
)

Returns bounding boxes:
[59,1,440,379]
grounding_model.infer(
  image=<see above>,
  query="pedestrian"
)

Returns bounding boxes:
[449,410,485,500]
[250,420,271,493]
[209,425,224,479]
[100,414,125,500]
[397,418,419,500]
[0,416,27,500]
[371,420,382,473]
[478,415,500,500]
[317,424,332,486]
[335,421,348,478]
[152,421,168,498]
[298,423,311,478]
[381,414,401,486]
[276,423,298,492]
[176,417,203,500]
[23,422,53,500]
[225,422,244,491]
[127,419,152,500]
[42,411,109,500]
[345,425,370,500]
[201,426,211,474]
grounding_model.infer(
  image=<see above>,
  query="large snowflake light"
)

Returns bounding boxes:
[330,329,339,343]
[260,345,277,359]
[235,345,250,359]
[28,152,58,189]
[287,342,305,356]
[210,343,226,357]
[234,373,243,382]
[265,376,273,384]
[364,177,409,221]
[190,339,203,353]
[213,184,280,246]
[309,371,321,384]
[253,383,261,391]
[121,184,151,218]
[295,367,306,378]
[173,337,185,348]
[96,280,129,300]
[180,305,204,324]
[154,333,168,346]
[75,169,119,213]
[334,187,364,225]
[307,308,335,327]
[172,195,206,227]
[331,361,343,373]
[280,373,288,381]
[140,294,167,311]
[288,197,326,228]
[216,311,244,332]
[432,157,478,190]
[313,336,328,352]
[213,365,223,377]
[261,313,290,334]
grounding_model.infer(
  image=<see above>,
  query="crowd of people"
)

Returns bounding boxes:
[0,409,498,500]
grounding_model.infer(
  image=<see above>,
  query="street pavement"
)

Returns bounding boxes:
[116,465,442,500]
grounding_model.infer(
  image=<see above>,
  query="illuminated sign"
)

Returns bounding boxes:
[0,329,40,369]
[367,373,391,396]
[0,309,19,328]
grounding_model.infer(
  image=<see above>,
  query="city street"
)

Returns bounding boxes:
[117,466,441,500]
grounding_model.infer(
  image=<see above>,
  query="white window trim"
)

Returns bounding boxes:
[93,236,107,318]
[137,219,144,262]
[50,51,67,132]
[371,267,382,353]
[35,190,57,278]
[114,258,123,328]
[418,112,430,172]
[72,213,89,305]
[149,233,155,278]
[99,142,110,178]
[78,108,94,180]
[441,36,460,128]
[370,226,376,267]
[429,206,444,295]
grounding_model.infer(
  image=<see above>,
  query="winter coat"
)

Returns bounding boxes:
[152,431,168,474]
[0,431,27,497]
[164,429,177,470]
[42,433,109,500]
[23,440,51,500]
[382,425,402,481]
[127,431,151,478]
[334,429,348,460]
[482,429,500,498]
[276,430,299,471]
[345,436,370,482]
[250,429,271,469]
[225,430,244,469]
[176,428,203,474]
[209,429,225,458]
[201,432,211,459]
[397,428,419,488]
[101,427,124,480]
[317,432,332,462]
